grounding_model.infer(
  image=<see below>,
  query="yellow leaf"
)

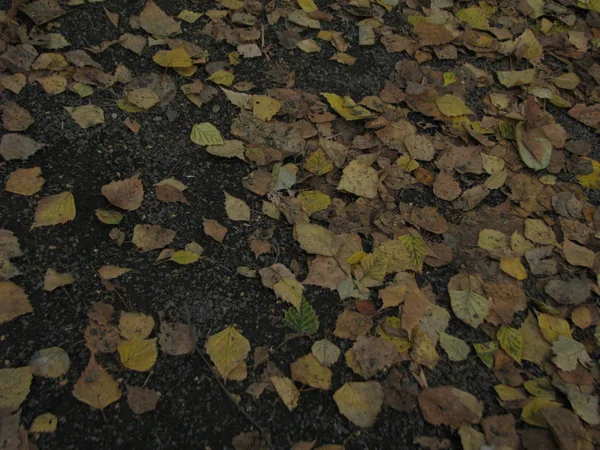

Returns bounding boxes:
[190,122,224,146]
[333,382,384,428]
[118,338,158,372]
[32,192,76,228]
[274,277,304,309]
[64,105,105,129]
[457,7,492,30]
[499,257,527,280]
[347,251,367,265]
[252,95,281,121]
[410,325,439,369]
[208,70,235,87]
[170,250,200,265]
[304,149,333,175]
[436,94,473,117]
[0,366,32,410]
[126,88,160,110]
[321,93,375,121]
[521,398,561,427]
[297,39,321,53]
[576,157,600,189]
[298,0,318,12]
[119,312,154,340]
[205,326,250,381]
[497,325,523,364]
[72,358,121,410]
[396,154,419,172]
[297,190,331,215]
[537,312,571,342]
[376,317,411,353]
[290,354,332,390]
[477,229,508,252]
[360,252,388,281]
[152,47,192,68]
[178,10,202,23]
[494,384,526,402]
[271,376,300,411]
[95,209,123,225]
[30,413,58,433]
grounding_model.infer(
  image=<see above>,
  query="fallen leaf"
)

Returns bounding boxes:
[0,367,33,410]
[5,167,45,196]
[30,413,58,433]
[72,357,121,410]
[98,265,131,280]
[295,223,342,256]
[439,332,470,361]
[43,269,74,291]
[65,105,105,129]
[0,281,33,324]
[283,299,319,333]
[2,101,34,131]
[29,346,70,378]
[337,160,379,199]
[271,376,300,411]
[449,289,489,328]
[418,386,483,427]
[101,175,144,211]
[291,354,332,390]
[311,339,340,367]
[224,192,251,221]
[205,326,250,381]
[159,321,196,356]
[132,224,176,252]
[552,336,591,371]
[119,312,154,340]
[334,310,372,340]
[118,338,158,372]
[127,386,160,414]
[0,134,45,160]
[139,0,181,37]
[190,122,224,146]
[333,381,383,428]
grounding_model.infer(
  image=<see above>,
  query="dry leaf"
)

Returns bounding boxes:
[32,192,76,228]
[224,192,251,221]
[29,346,70,378]
[290,354,332,390]
[132,224,176,252]
[159,321,196,356]
[0,281,33,324]
[101,175,144,211]
[127,386,160,414]
[43,269,74,291]
[205,326,250,381]
[0,366,33,410]
[0,134,45,161]
[418,386,483,427]
[203,219,228,242]
[333,381,383,428]
[5,167,45,196]
[139,0,181,37]
[73,357,121,410]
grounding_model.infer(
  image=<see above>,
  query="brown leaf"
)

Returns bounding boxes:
[346,337,397,378]
[139,0,181,37]
[0,134,45,161]
[132,224,176,252]
[43,269,74,292]
[383,368,419,412]
[21,0,66,25]
[84,323,121,353]
[413,22,454,47]
[88,301,114,325]
[2,101,34,131]
[232,431,269,450]
[545,278,590,306]
[481,415,519,449]
[0,281,33,324]
[563,238,595,268]
[158,321,196,355]
[433,171,462,201]
[127,386,160,414]
[418,386,483,427]
[542,407,593,450]
[303,256,348,290]
[410,206,448,234]
[333,310,373,340]
[101,174,144,211]
[203,219,228,243]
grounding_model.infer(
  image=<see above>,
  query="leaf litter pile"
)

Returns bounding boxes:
[2,0,600,448]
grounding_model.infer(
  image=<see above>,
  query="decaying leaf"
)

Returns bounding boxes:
[418,386,483,427]
[43,269,74,292]
[102,175,144,211]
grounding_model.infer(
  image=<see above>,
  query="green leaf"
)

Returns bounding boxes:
[169,251,200,265]
[449,289,489,328]
[398,233,427,272]
[439,332,470,362]
[497,325,523,364]
[473,341,498,368]
[283,298,319,334]
[190,123,224,146]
